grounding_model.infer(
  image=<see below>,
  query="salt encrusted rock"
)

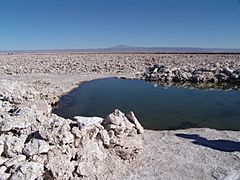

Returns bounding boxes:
[115,147,135,160]
[0,157,8,166]
[8,106,21,116]
[0,165,7,175]
[74,116,104,128]
[46,147,75,179]
[109,134,123,146]
[71,126,83,138]
[0,140,4,155]
[144,64,240,84]
[4,155,26,168]
[216,73,229,82]
[33,100,51,116]
[126,111,144,134]
[101,109,143,161]
[0,173,11,180]
[75,141,107,177]
[2,95,22,105]
[103,109,143,137]
[75,153,107,177]
[4,136,24,158]
[39,115,74,145]
[124,117,136,133]
[0,116,32,132]
[234,68,240,74]
[222,66,233,76]
[104,109,136,135]
[0,106,38,132]
[72,125,101,148]
[23,139,49,156]
[99,129,110,146]
[76,157,94,176]
[31,154,48,165]
[0,119,13,132]
[10,162,44,180]
[106,109,127,125]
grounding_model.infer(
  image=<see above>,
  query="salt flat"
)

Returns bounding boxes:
[0,53,240,179]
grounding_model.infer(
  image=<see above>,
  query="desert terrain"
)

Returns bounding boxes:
[0,53,240,179]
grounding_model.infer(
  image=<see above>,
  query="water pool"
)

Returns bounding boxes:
[53,78,240,130]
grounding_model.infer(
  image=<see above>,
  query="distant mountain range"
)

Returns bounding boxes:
[1,45,240,53]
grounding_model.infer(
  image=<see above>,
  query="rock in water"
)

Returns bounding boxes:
[126,111,144,134]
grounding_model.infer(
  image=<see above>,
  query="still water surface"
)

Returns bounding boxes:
[53,78,240,130]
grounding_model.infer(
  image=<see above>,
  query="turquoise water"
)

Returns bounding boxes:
[52,78,240,130]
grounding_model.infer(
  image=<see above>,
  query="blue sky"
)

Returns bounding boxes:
[0,0,240,50]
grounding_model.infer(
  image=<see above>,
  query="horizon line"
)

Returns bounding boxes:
[1,45,240,52]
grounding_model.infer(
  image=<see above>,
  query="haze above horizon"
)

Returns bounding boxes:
[0,0,240,50]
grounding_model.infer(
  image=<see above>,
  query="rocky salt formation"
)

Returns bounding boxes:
[0,79,143,179]
[143,64,240,84]
[1,53,240,76]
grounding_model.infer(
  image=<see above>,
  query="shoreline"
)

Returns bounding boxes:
[3,72,240,132]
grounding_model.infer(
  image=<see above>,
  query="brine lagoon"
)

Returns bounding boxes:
[53,78,240,130]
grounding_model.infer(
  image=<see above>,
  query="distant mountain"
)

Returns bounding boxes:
[1,45,240,53]
[110,44,135,49]
[104,45,240,53]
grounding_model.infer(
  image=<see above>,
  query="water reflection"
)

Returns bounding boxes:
[53,78,240,131]
[148,80,240,91]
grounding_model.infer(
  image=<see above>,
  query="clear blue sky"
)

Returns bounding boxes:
[0,0,240,50]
